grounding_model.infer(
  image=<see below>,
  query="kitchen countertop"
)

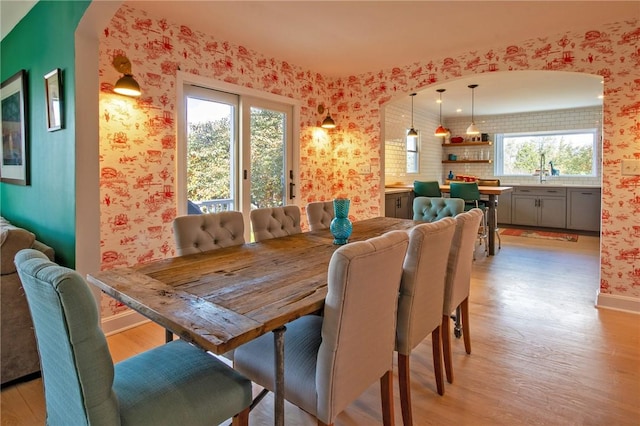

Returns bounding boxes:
[385,183,601,194]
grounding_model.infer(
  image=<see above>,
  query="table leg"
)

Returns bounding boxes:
[487,195,497,255]
[273,326,286,426]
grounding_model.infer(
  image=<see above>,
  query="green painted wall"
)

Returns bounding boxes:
[1,1,90,267]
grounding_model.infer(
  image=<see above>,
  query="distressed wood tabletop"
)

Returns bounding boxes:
[87,216,418,355]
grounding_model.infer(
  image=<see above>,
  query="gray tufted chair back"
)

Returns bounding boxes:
[306,201,334,231]
[413,197,464,222]
[250,206,302,242]
[173,211,245,255]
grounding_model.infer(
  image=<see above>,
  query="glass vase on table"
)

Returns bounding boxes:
[330,198,352,245]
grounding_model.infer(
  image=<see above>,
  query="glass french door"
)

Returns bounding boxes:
[183,86,294,240]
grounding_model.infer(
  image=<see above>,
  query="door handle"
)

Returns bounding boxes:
[289,170,295,199]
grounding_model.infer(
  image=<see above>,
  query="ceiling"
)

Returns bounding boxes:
[4,1,635,116]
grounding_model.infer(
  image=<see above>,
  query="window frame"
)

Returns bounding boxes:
[494,128,598,177]
[406,130,419,174]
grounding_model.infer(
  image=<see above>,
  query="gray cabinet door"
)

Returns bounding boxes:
[567,189,601,231]
[538,196,566,228]
[497,192,511,224]
[512,195,538,226]
[385,192,412,219]
[397,192,412,219]
[385,194,398,218]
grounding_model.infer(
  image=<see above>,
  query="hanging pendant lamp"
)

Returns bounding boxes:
[434,89,448,136]
[466,84,480,135]
[407,93,418,137]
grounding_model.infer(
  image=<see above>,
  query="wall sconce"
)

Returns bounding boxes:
[112,55,141,97]
[318,104,336,129]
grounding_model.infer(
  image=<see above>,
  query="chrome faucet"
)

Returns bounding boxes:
[539,153,546,183]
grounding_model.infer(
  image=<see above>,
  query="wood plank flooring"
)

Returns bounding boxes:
[2,230,639,425]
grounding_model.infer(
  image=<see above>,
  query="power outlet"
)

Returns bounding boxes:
[358,165,371,174]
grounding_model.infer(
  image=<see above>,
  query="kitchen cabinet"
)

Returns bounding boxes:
[496,192,512,224]
[385,190,412,219]
[567,188,601,231]
[512,187,567,228]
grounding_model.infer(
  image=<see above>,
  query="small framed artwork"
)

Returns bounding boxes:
[44,68,63,131]
[1,70,29,185]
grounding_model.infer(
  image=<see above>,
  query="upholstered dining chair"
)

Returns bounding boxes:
[306,201,334,231]
[173,211,245,256]
[234,230,410,426]
[413,180,442,197]
[413,196,464,222]
[449,182,488,254]
[15,249,252,426]
[250,205,302,242]
[168,211,246,342]
[441,208,484,384]
[396,218,456,425]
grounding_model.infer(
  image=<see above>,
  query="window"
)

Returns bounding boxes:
[495,129,597,177]
[406,131,419,173]
[177,74,298,242]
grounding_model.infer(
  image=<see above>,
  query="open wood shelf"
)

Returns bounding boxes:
[442,142,492,147]
[442,160,492,164]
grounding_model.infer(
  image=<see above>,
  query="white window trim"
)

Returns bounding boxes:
[176,71,301,216]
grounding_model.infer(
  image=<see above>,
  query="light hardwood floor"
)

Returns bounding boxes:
[2,230,639,425]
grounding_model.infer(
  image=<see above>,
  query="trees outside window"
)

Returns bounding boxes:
[496,130,597,176]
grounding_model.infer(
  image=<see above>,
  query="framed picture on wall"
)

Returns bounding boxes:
[44,68,63,131]
[1,69,29,185]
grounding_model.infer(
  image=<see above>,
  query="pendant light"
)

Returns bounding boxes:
[407,93,418,137]
[434,89,448,136]
[466,84,480,135]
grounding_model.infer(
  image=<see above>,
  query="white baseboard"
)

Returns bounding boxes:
[596,291,640,314]
[101,310,150,336]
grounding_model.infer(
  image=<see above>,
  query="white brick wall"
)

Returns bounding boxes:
[385,105,602,186]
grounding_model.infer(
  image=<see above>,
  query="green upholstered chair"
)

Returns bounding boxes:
[234,231,409,426]
[413,180,442,197]
[395,218,456,425]
[15,249,252,426]
[413,196,464,222]
[449,182,488,255]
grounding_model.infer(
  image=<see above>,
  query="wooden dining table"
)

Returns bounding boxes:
[87,216,418,426]
[439,184,513,255]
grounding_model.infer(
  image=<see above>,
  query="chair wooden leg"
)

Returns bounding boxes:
[380,370,395,426]
[441,314,454,384]
[232,406,250,426]
[461,298,471,355]
[317,420,332,426]
[431,327,445,396]
[398,353,412,426]
[165,329,173,343]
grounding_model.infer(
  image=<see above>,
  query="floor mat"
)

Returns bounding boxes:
[500,228,579,242]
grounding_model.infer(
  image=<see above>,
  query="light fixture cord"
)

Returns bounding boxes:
[471,88,475,123]
[439,92,443,124]
[411,95,414,128]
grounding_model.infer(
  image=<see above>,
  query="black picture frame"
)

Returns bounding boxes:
[45,68,63,131]
[1,70,29,185]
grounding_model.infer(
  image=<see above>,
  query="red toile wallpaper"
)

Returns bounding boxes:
[99,4,639,317]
